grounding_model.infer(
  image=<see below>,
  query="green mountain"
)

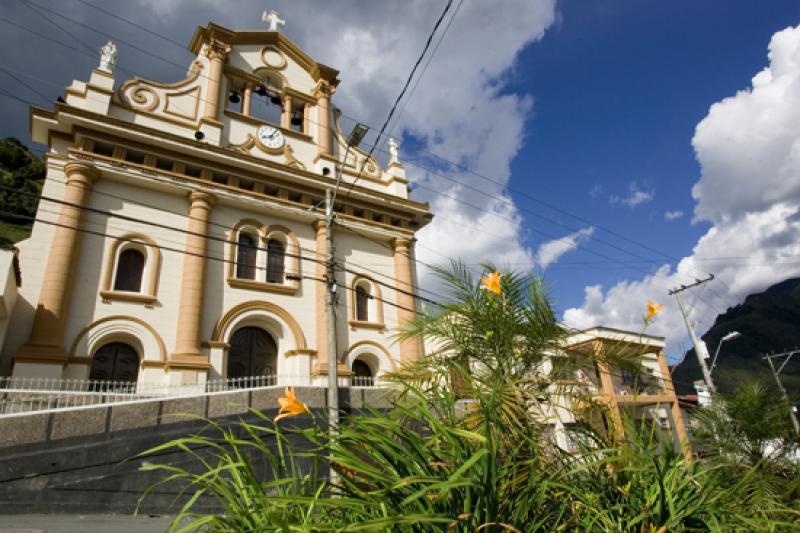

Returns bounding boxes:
[0,137,44,246]
[672,277,800,401]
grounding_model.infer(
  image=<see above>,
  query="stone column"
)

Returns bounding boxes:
[392,237,421,362]
[313,220,328,366]
[314,82,333,157]
[281,93,292,129]
[202,40,230,122]
[171,191,215,361]
[242,82,253,116]
[14,162,100,364]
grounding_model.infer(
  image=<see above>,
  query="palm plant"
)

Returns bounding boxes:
[691,381,800,508]
[139,263,800,531]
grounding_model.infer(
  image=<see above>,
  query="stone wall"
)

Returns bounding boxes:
[0,386,394,514]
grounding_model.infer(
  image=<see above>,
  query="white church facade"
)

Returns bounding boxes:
[1,17,431,389]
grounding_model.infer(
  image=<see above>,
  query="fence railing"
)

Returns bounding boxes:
[0,374,380,416]
[352,376,375,387]
[0,375,277,415]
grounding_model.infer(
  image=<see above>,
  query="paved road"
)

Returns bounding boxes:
[0,514,178,533]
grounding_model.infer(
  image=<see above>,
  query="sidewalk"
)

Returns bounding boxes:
[0,514,177,533]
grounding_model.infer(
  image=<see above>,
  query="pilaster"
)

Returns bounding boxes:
[391,237,421,362]
[313,81,333,157]
[13,162,100,370]
[312,220,328,370]
[170,190,215,367]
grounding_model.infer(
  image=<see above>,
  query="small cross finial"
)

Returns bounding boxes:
[262,10,285,32]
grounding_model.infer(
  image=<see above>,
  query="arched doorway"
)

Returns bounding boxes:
[352,358,374,387]
[89,342,140,387]
[227,326,277,384]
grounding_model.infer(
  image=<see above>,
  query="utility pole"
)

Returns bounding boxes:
[322,123,368,487]
[324,186,339,448]
[669,275,716,393]
[763,350,800,436]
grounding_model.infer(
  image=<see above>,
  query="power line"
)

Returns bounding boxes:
[0,207,425,317]
[340,0,455,198]
[6,1,727,290]
[73,0,186,49]
[0,18,731,311]
[386,0,465,137]
[0,182,445,308]
[0,59,718,292]
[0,84,725,317]
[55,0,713,283]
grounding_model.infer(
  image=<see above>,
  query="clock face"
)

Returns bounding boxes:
[257,125,285,150]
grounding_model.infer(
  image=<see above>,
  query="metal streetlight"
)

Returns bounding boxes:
[709,331,741,375]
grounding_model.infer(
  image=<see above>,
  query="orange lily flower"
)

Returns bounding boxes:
[480,271,502,295]
[275,387,308,422]
[646,300,663,320]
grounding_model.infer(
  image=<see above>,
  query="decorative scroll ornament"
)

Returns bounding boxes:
[227,133,257,153]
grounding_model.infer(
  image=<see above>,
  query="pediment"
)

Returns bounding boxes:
[189,23,339,88]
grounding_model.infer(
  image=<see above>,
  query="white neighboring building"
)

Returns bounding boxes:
[1,19,431,388]
[0,249,20,356]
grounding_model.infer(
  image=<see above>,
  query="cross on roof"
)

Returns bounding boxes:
[262,10,285,32]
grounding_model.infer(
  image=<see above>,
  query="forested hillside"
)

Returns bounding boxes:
[672,277,800,400]
[0,137,44,246]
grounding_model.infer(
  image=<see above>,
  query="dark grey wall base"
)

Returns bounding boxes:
[0,386,395,514]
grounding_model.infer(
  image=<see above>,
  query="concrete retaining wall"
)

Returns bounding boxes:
[0,386,394,514]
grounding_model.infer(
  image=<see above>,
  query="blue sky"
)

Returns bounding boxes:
[1,0,799,358]
[506,0,799,313]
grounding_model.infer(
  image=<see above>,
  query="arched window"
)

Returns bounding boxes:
[236,233,257,280]
[266,239,285,284]
[89,342,139,385]
[355,285,369,321]
[114,249,145,292]
[227,327,278,382]
[352,359,374,387]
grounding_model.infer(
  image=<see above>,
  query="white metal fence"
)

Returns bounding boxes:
[0,374,380,416]
[0,375,276,415]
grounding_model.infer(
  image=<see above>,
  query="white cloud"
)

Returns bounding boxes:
[116,0,555,292]
[244,1,558,288]
[664,210,684,221]
[536,227,595,269]
[610,182,654,208]
[565,25,800,358]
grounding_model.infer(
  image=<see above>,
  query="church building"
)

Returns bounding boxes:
[1,14,431,388]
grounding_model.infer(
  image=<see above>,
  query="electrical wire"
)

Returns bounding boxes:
[339,0,455,199]
[5,1,729,287]
[0,84,729,317]
[0,183,445,308]
[0,11,739,311]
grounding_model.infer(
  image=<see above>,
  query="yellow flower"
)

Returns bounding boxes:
[275,387,308,422]
[480,271,502,295]
[646,300,663,319]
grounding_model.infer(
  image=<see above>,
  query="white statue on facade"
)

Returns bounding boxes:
[388,137,400,165]
[262,10,286,32]
[98,41,117,73]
